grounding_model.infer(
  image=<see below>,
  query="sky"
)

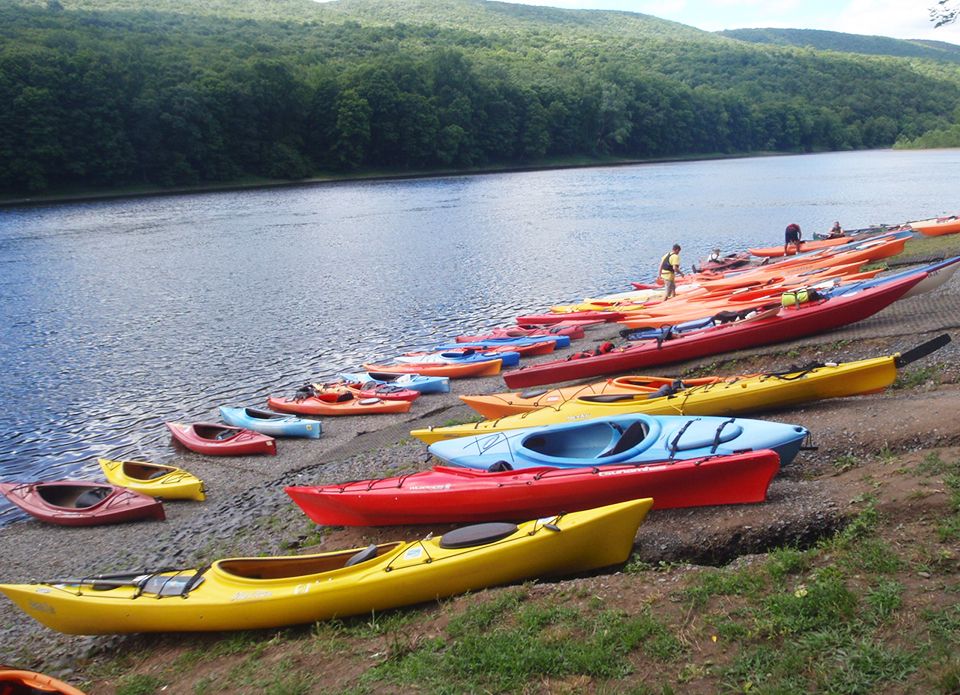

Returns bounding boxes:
[493,0,960,43]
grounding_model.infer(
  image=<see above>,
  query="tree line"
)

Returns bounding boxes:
[2,3,960,194]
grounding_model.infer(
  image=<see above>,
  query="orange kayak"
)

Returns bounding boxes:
[748,236,853,257]
[0,668,87,694]
[459,375,721,419]
[909,215,960,236]
[361,359,502,378]
[267,391,411,416]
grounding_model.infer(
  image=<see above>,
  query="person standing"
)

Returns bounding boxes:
[784,223,802,255]
[659,244,682,299]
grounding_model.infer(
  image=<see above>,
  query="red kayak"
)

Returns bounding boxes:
[285,449,780,526]
[166,422,277,456]
[515,310,627,325]
[503,272,924,389]
[0,481,165,526]
[455,323,588,343]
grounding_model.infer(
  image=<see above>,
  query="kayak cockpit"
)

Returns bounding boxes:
[217,542,405,580]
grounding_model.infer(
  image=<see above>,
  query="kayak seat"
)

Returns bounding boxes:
[519,388,549,399]
[440,522,519,549]
[487,460,514,472]
[214,428,236,441]
[74,487,110,508]
[345,544,378,567]
[599,421,649,458]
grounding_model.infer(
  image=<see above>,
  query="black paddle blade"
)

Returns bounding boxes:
[894,334,951,367]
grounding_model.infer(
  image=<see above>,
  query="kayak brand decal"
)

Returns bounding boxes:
[403,546,424,560]
[408,484,452,491]
[231,590,272,601]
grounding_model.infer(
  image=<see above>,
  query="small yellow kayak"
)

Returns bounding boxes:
[98,458,206,501]
[413,353,901,444]
[0,498,652,634]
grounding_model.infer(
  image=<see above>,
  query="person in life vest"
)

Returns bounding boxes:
[828,221,844,238]
[659,244,682,299]
[784,223,802,255]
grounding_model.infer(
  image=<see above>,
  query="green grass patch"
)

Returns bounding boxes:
[893,364,942,390]
[682,566,766,609]
[365,591,684,693]
[115,674,165,695]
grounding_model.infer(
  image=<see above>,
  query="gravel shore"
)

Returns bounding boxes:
[2,252,959,671]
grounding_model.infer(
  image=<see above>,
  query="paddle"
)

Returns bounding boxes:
[894,334,951,367]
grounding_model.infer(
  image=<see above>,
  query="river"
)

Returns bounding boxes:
[1,148,958,522]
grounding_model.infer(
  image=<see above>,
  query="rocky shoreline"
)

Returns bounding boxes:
[2,248,959,675]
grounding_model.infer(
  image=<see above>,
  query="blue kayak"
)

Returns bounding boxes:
[427,413,808,470]
[394,349,522,368]
[219,406,322,439]
[337,371,451,394]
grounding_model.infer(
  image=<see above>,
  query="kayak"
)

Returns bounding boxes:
[361,358,503,378]
[310,380,421,402]
[427,413,809,470]
[0,481,165,526]
[455,323,588,342]
[98,458,206,501]
[438,335,571,349]
[416,340,952,443]
[166,422,277,456]
[395,349,522,368]
[0,668,87,695]
[515,310,628,325]
[219,406,323,438]
[285,449,780,526]
[459,374,721,420]
[908,215,960,236]
[748,235,853,257]
[267,391,411,416]
[501,271,925,389]
[337,371,451,394]
[0,498,652,634]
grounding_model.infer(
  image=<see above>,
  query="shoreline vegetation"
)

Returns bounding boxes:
[4,0,960,202]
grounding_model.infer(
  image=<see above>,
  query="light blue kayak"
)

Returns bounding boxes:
[219,406,322,439]
[433,335,572,350]
[337,371,451,394]
[427,413,808,470]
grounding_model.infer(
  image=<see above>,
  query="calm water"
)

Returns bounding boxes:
[1,148,958,522]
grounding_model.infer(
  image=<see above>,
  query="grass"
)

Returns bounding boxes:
[364,588,686,693]
[893,364,943,390]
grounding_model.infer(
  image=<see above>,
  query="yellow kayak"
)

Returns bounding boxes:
[413,353,900,444]
[460,374,722,419]
[0,498,652,634]
[98,458,206,501]
[550,287,665,313]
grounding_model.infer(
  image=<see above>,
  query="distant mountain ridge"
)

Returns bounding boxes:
[720,28,960,65]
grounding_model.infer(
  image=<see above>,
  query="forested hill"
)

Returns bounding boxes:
[720,28,960,65]
[3,0,960,196]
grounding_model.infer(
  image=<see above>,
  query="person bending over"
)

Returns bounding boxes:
[784,223,802,255]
